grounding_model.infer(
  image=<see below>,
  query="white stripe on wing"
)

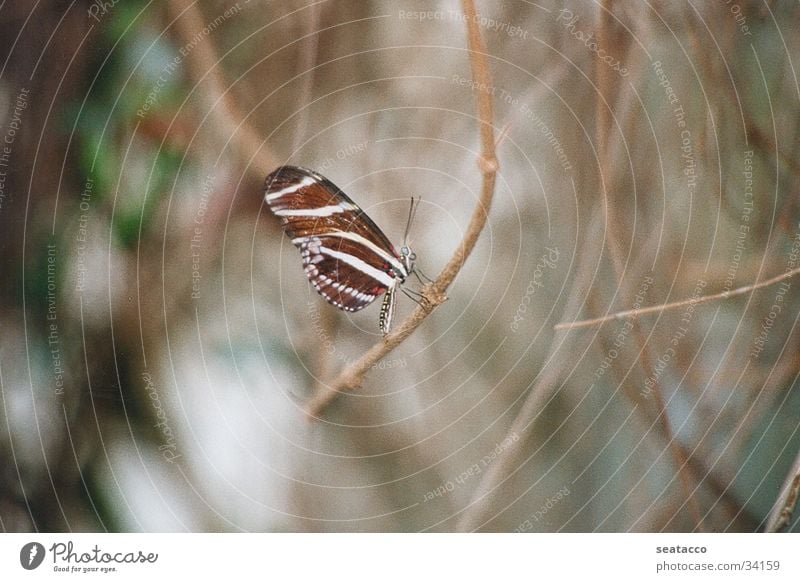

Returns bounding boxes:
[273,204,358,217]
[317,247,395,287]
[265,176,316,202]
[293,231,407,277]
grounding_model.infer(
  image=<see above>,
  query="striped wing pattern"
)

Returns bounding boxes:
[264,166,407,314]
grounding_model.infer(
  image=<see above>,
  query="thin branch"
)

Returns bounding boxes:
[304,0,498,418]
[291,1,321,154]
[168,0,278,177]
[555,266,800,331]
[766,447,800,532]
[455,213,606,532]
[596,1,701,529]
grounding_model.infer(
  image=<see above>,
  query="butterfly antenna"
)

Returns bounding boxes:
[403,196,420,246]
[412,196,420,233]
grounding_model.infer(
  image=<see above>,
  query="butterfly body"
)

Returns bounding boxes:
[264,166,415,334]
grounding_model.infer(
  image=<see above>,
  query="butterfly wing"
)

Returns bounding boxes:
[264,166,405,313]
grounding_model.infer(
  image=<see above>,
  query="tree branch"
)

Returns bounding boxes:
[555,266,800,331]
[168,0,278,178]
[765,447,800,532]
[304,0,498,418]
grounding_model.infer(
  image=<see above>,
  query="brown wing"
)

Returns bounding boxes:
[300,236,393,312]
[264,166,403,312]
[265,166,399,252]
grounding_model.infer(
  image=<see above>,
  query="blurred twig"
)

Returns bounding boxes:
[291,2,321,154]
[167,0,278,177]
[555,266,800,331]
[765,447,800,532]
[595,1,701,529]
[455,212,607,532]
[304,0,498,418]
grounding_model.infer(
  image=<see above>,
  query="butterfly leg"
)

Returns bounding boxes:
[413,267,435,284]
[401,286,426,307]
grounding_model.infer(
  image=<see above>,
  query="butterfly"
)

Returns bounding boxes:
[264,166,421,335]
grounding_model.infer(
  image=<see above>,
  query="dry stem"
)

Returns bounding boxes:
[304,0,498,418]
[168,0,278,177]
[455,212,607,532]
[766,448,800,532]
[555,266,800,331]
[594,1,701,530]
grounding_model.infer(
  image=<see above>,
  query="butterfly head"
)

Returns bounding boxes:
[399,197,420,279]
[400,245,416,277]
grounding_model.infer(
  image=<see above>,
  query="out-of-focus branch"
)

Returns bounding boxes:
[595,0,702,531]
[291,1,321,154]
[766,449,800,532]
[555,266,800,331]
[454,210,606,532]
[304,0,498,418]
[168,0,278,177]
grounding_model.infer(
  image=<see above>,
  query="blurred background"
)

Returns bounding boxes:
[1,0,798,532]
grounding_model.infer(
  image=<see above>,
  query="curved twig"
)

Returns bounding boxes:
[555,266,800,331]
[168,0,278,177]
[305,0,498,418]
[766,448,800,532]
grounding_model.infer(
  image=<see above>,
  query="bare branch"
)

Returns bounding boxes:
[766,448,800,532]
[291,2,321,154]
[304,0,498,418]
[168,0,278,177]
[555,266,800,331]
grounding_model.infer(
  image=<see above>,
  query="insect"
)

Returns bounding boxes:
[264,166,424,334]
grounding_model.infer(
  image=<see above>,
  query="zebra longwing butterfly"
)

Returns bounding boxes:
[264,166,416,334]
